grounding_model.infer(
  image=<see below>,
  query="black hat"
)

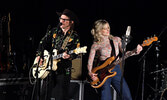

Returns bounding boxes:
[56,9,79,26]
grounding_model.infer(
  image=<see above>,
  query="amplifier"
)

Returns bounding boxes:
[71,54,82,80]
[0,76,32,100]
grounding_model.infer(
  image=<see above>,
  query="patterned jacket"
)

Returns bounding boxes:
[36,27,80,74]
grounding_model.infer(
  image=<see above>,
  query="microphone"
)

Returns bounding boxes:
[56,22,62,32]
[57,22,62,28]
[125,26,131,45]
[58,22,62,27]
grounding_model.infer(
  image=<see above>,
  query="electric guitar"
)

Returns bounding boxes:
[32,46,87,79]
[90,36,158,88]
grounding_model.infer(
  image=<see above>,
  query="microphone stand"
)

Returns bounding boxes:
[33,25,51,100]
[120,34,130,100]
[34,53,42,100]
[43,23,61,100]
[153,41,160,100]
[138,41,154,100]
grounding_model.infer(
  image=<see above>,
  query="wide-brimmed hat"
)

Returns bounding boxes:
[56,9,79,26]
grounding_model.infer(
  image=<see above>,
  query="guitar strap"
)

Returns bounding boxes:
[110,39,116,57]
[61,30,73,50]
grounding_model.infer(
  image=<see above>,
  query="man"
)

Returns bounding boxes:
[35,9,80,100]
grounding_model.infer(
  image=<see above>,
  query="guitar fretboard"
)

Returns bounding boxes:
[49,46,87,60]
[53,50,74,60]
[113,48,137,65]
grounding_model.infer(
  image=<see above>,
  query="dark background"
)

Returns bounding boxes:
[1,0,167,100]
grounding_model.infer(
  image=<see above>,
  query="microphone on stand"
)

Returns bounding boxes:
[58,22,62,26]
[56,22,62,32]
[125,26,131,45]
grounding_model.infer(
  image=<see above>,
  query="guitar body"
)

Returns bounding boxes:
[32,49,60,79]
[32,46,87,79]
[32,67,50,79]
[52,49,59,71]
[90,56,117,88]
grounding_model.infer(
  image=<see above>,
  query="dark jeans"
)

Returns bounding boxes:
[101,65,132,100]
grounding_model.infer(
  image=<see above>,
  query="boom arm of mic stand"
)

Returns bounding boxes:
[138,43,154,62]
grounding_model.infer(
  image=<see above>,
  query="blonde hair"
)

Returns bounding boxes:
[91,19,113,42]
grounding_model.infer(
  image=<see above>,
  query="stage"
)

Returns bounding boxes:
[1,0,167,99]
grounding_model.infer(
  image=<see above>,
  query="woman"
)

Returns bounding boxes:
[87,19,143,100]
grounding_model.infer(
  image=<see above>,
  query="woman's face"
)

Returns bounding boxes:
[101,23,110,36]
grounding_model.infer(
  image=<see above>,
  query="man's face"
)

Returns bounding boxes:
[59,14,72,29]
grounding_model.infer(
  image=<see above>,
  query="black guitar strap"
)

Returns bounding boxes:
[110,39,116,57]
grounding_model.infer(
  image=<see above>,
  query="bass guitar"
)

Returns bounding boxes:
[32,46,87,79]
[90,36,158,88]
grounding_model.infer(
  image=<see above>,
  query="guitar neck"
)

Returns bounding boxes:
[51,46,87,60]
[112,36,158,66]
[113,48,137,65]
[53,50,74,60]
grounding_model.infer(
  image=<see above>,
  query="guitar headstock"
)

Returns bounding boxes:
[142,36,158,47]
[74,46,87,54]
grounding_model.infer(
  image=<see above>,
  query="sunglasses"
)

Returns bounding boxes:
[59,17,70,21]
